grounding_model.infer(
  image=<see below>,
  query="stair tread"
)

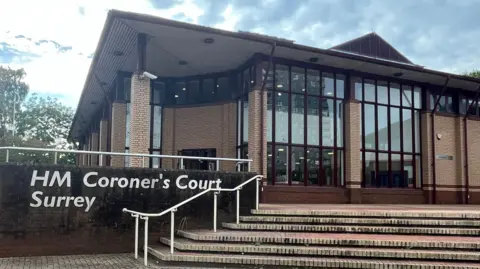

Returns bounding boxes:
[148,245,480,268]
[240,216,480,225]
[179,229,480,242]
[161,237,480,255]
[226,222,480,230]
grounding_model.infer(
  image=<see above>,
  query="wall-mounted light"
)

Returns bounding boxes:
[309,57,319,63]
[393,72,403,77]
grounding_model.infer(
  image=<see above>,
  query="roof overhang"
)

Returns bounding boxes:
[70,9,480,141]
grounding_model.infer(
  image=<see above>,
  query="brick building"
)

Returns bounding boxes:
[70,9,480,204]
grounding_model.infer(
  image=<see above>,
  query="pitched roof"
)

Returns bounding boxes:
[329,32,413,64]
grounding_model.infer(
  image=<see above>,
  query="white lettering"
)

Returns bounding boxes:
[49,171,71,187]
[30,170,49,187]
[130,178,140,188]
[118,177,128,188]
[30,191,43,207]
[151,178,159,188]
[141,178,150,189]
[163,179,170,189]
[83,172,98,187]
[84,197,96,212]
[98,177,109,187]
[215,179,222,189]
[74,197,84,207]
[176,175,188,189]
[65,197,75,207]
[44,196,55,207]
[110,177,119,187]
[188,180,198,189]
[56,196,67,207]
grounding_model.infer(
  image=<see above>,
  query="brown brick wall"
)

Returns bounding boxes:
[129,74,151,168]
[110,102,126,167]
[344,100,362,203]
[161,102,237,171]
[263,186,348,204]
[99,120,108,166]
[248,88,267,176]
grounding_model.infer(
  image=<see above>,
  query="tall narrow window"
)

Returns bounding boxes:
[358,78,422,188]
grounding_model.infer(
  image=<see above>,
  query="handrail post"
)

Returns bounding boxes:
[5,149,9,163]
[247,161,251,172]
[134,214,139,259]
[213,192,219,232]
[216,160,220,171]
[236,188,241,224]
[54,152,58,164]
[171,208,176,254]
[140,216,149,266]
[256,178,260,210]
[99,154,103,166]
[142,156,145,168]
[180,158,183,169]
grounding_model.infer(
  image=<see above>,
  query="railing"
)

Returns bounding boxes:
[122,174,263,266]
[0,146,252,171]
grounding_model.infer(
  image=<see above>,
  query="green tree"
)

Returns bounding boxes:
[463,69,480,79]
[0,66,76,164]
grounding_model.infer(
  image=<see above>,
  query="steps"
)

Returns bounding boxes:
[148,205,480,268]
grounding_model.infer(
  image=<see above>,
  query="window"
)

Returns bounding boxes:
[357,77,422,188]
[150,82,164,168]
[460,97,480,116]
[173,82,187,105]
[429,91,455,113]
[264,64,345,186]
[186,80,200,104]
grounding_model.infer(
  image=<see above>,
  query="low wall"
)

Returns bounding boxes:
[0,164,256,257]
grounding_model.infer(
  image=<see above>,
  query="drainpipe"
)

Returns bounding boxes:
[463,85,480,204]
[430,76,450,204]
[259,43,276,178]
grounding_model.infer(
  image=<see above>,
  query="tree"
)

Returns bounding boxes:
[463,69,480,79]
[0,66,29,143]
[0,66,76,164]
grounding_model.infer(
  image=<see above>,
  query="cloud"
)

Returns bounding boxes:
[1,0,479,110]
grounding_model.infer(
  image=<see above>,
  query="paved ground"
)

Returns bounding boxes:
[0,253,249,269]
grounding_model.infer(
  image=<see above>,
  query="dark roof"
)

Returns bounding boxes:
[330,32,413,64]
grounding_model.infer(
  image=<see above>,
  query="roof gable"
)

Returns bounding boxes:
[330,32,413,64]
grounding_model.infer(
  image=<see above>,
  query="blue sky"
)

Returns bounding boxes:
[1,0,479,107]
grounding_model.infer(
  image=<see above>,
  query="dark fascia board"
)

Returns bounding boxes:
[70,9,480,140]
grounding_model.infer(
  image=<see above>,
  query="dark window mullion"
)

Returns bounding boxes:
[272,66,277,185]
[387,82,392,188]
[333,73,338,187]
[304,68,308,187]
[288,66,292,186]
[319,71,324,186]
[375,80,380,188]
[361,78,366,187]
[400,84,404,187]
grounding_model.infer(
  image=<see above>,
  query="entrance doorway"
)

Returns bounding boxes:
[178,148,217,171]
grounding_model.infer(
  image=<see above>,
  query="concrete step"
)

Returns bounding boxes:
[177,230,480,250]
[148,245,480,269]
[240,215,480,227]
[222,222,480,236]
[159,237,480,261]
[252,208,480,219]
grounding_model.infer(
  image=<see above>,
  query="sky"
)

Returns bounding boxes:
[1,0,479,108]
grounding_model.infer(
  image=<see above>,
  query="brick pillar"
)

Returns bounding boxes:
[345,100,362,203]
[221,102,238,171]
[111,102,126,167]
[99,120,108,166]
[421,112,434,203]
[248,88,267,177]
[129,73,151,168]
[454,116,466,203]
[90,132,99,166]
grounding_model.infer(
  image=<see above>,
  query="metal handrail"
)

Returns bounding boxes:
[0,146,253,171]
[122,174,263,266]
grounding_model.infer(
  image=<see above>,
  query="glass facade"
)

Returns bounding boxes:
[356,78,422,188]
[263,64,345,186]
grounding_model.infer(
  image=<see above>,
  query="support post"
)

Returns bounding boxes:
[213,192,218,232]
[170,209,176,254]
[216,160,220,171]
[54,152,58,164]
[256,178,260,210]
[180,158,183,169]
[134,215,139,259]
[236,189,240,224]
[142,216,149,266]
[5,149,9,162]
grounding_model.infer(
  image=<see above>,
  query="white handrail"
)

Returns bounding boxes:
[0,146,253,171]
[122,174,263,266]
